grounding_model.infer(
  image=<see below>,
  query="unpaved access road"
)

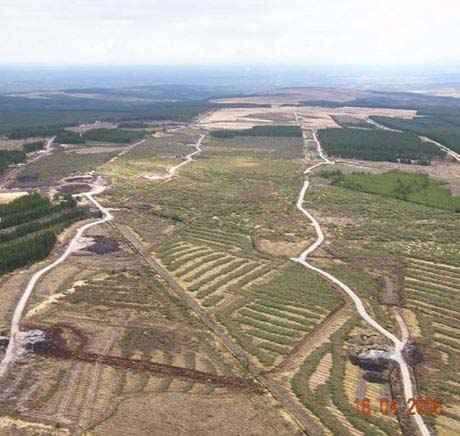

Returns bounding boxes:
[292,117,431,436]
[0,134,205,380]
[368,117,460,163]
[144,134,206,180]
[419,135,460,162]
[0,179,113,379]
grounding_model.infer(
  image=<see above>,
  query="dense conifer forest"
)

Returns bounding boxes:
[0,193,87,275]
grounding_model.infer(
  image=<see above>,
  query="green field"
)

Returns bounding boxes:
[322,170,460,212]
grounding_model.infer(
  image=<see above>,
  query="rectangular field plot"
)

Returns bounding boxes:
[204,134,304,160]
[217,264,344,368]
[157,235,274,311]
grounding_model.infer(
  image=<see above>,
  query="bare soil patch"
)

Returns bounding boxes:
[0,191,28,204]
[66,121,117,134]
[86,237,120,255]
[257,238,308,257]
[308,352,332,391]
[199,105,415,131]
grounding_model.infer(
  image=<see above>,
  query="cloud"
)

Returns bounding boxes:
[0,0,459,65]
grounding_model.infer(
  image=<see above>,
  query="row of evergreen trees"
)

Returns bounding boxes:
[0,208,85,244]
[0,192,86,276]
[0,231,56,275]
[0,192,76,229]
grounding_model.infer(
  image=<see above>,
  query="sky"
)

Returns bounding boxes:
[1,0,459,66]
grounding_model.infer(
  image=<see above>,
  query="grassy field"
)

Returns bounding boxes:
[19,149,119,182]
[307,161,460,434]
[307,170,460,263]
[0,228,300,436]
[3,114,457,435]
[322,170,460,212]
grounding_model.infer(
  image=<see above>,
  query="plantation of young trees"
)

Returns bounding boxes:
[0,150,26,175]
[0,192,86,275]
[55,130,85,144]
[82,128,145,143]
[22,141,45,153]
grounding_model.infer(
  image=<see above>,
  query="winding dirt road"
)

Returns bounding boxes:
[291,120,431,436]
[419,135,460,162]
[144,134,206,180]
[0,126,433,435]
[0,179,113,379]
[368,118,460,162]
[0,134,206,380]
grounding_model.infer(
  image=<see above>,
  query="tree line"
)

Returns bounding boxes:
[0,192,86,276]
[0,150,26,175]
[0,231,56,275]
[318,128,444,164]
[0,192,76,230]
[211,125,302,138]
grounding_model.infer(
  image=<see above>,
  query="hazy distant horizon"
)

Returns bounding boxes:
[2,1,459,93]
[1,63,460,94]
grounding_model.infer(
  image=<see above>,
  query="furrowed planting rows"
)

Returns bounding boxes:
[157,223,343,368]
[139,127,345,370]
[404,257,460,435]
[291,319,401,436]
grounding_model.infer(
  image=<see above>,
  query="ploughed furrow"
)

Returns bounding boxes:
[404,258,460,435]
[177,253,229,278]
[406,267,460,285]
[406,288,460,311]
[183,226,252,250]
[156,236,274,309]
[231,296,328,366]
[405,277,460,294]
